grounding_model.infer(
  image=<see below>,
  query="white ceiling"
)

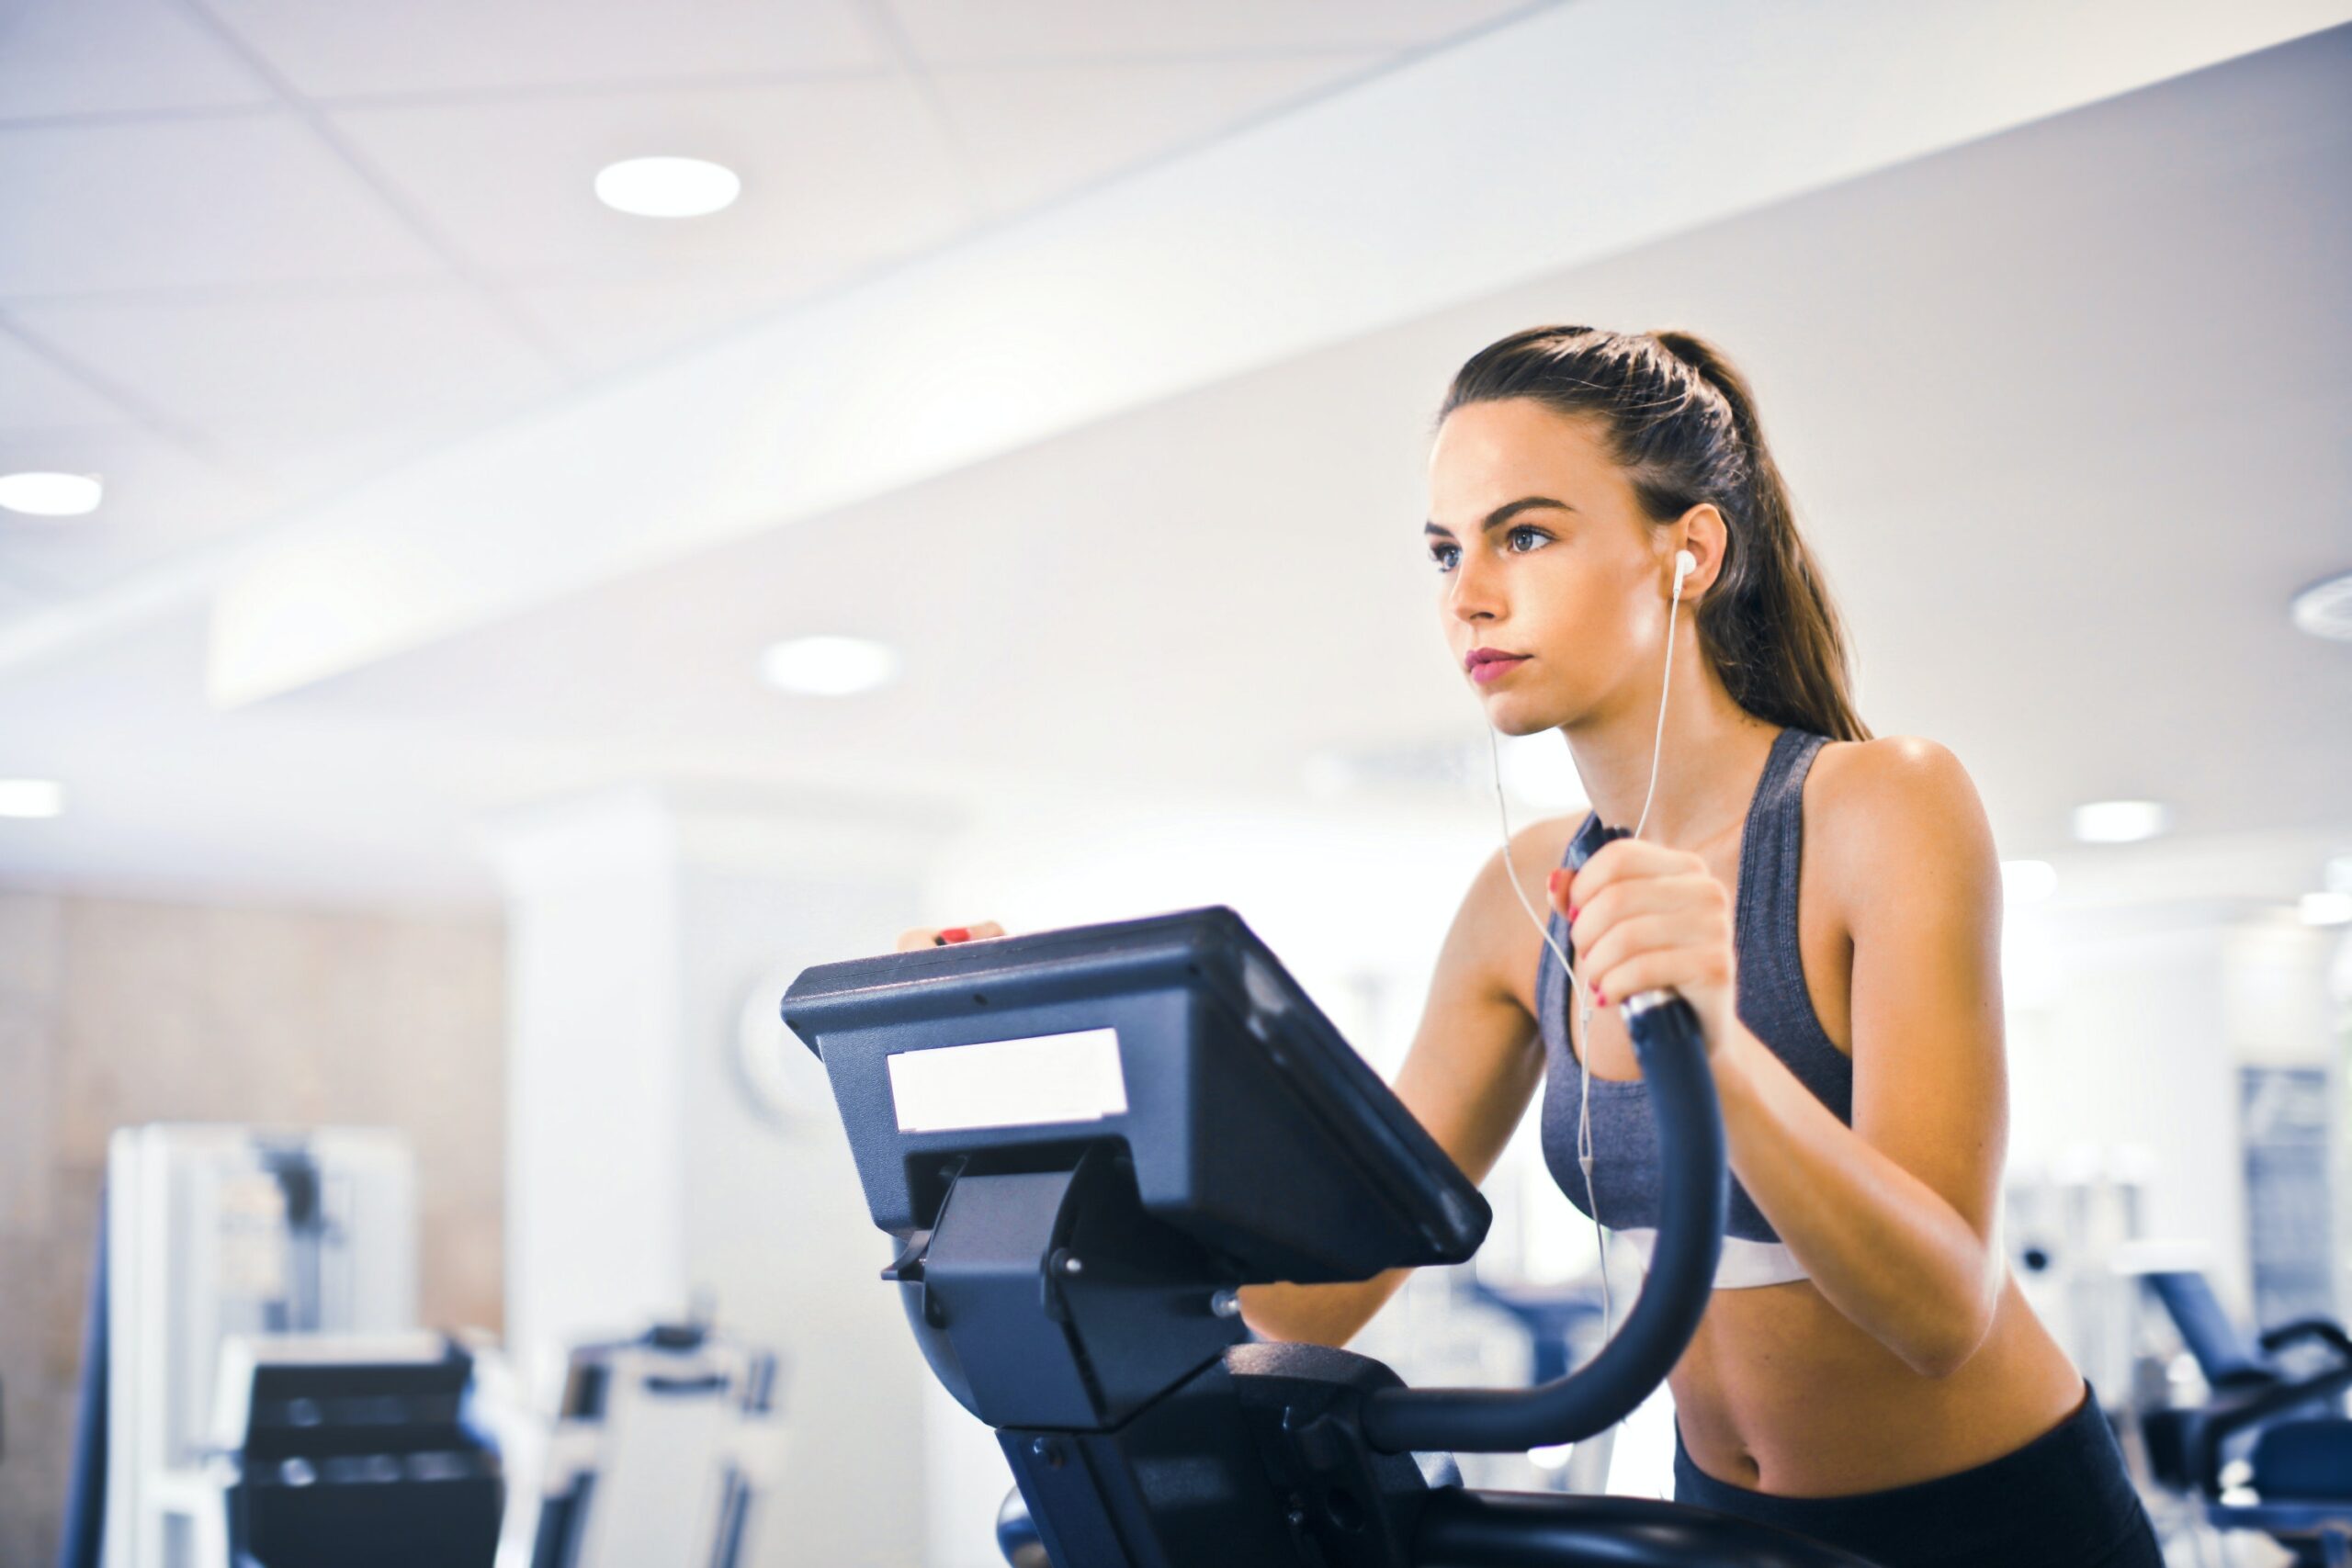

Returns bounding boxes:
[0,9,2346,914]
[0,0,1534,605]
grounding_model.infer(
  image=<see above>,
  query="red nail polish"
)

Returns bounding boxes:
[1547,870,1565,897]
[1567,906,1579,922]
[1598,992,1609,1007]
[939,926,971,943]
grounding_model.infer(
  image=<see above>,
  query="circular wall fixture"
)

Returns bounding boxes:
[2290,570,2352,642]
[734,960,835,1133]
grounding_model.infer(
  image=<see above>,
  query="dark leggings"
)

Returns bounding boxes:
[1669,1382,2166,1568]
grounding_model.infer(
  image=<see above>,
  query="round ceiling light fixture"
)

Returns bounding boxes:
[0,471,103,516]
[2290,570,2352,642]
[0,779,65,818]
[2072,799,2169,844]
[594,156,741,218]
[758,636,899,696]
[2300,892,2352,928]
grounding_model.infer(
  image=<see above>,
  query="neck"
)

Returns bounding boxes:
[1559,632,1780,851]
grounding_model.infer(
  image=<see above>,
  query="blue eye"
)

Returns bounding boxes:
[1507,525,1549,551]
[1429,542,1461,572]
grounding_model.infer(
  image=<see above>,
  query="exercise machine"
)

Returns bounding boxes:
[67,1124,425,1568]
[785,817,1880,1566]
[208,1332,503,1568]
[2134,1265,2352,1566]
[528,1321,786,1568]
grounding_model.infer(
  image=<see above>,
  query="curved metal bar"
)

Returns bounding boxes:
[1362,987,1725,1454]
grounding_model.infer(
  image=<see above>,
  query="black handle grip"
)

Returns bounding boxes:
[1361,817,1727,1454]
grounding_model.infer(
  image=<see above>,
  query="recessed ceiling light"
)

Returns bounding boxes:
[0,472,102,516]
[2300,892,2352,927]
[759,636,899,696]
[2290,570,2352,641]
[2000,860,2057,904]
[2072,799,2168,844]
[0,779,64,818]
[594,156,741,218]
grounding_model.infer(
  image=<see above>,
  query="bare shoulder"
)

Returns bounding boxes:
[1805,734,1998,927]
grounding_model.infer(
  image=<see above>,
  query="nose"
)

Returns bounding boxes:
[1446,546,1502,625]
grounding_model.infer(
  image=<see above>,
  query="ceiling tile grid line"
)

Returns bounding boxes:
[841,0,996,229]
[170,0,593,384]
[0,310,256,477]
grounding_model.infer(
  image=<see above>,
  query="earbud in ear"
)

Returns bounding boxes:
[1674,548,1698,584]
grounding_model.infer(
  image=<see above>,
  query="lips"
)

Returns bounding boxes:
[1464,649,1529,671]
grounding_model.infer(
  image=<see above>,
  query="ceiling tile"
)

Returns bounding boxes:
[0,425,279,594]
[0,0,276,121]
[0,328,137,428]
[0,113,447,297]
[887,0,1540,65]
[10,286,571,491]
[326,78,977,283]
[931,52,1385,216]
[508,270,844,377]
[204,0,883,99]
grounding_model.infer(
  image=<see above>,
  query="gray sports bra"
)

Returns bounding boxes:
[1536,726,1853,1289]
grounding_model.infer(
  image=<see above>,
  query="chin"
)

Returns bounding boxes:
[1480,698,1566,739]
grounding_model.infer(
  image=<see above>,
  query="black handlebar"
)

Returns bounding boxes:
[1362,987,1724,1452]
[1361,816,1728,1455]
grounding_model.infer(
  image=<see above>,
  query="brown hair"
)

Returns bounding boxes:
[1439,325,1871,742]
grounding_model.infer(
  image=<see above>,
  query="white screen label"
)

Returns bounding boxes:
[887,1027,1129,1134]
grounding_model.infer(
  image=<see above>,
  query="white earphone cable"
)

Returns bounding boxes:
[1486,547,1691,1349]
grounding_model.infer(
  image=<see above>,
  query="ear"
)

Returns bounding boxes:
[1668,503,1727,598]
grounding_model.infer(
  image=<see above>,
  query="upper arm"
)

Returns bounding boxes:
[1821,738,2008,1248]
[1385,822,1564,1189]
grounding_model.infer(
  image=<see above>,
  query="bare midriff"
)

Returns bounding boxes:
[1666,1269,2086,1496]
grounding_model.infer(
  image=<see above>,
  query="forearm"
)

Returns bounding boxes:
[1238,1268,1412,1348]
[1714,1026,2000,1377]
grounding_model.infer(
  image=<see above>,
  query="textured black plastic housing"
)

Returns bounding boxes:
[783,905,1488,1284]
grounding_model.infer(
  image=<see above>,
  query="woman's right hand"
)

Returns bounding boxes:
[895,919,1007,953]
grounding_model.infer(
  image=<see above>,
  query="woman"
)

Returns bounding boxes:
[907,327,2164,1568]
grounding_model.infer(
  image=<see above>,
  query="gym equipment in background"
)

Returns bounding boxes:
[2133,1265,2352,1566]
[209,1333,503,1568]
[71,1124,419,1568]
[786,818,1880,1567]
[1458,1278,1614,1494]
[529,1321,786,1568]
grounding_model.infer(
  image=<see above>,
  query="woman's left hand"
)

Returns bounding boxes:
[1553,838,1739,1061]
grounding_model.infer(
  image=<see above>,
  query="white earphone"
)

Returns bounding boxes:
[1482,534,1697,1343]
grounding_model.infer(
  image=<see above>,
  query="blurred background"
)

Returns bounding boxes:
[2,3,2349,1566]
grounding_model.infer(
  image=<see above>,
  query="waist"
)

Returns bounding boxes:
[1671,1379,2133,1565]
[1668,1276,2089,1494]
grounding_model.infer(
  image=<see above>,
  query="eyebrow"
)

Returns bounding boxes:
[1423,496,1577,539]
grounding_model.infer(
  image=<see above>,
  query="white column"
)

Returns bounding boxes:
[481,785,945,1568]
[480,786,689,1386]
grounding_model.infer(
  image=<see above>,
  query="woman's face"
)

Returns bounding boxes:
[1425,398,1676,736]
